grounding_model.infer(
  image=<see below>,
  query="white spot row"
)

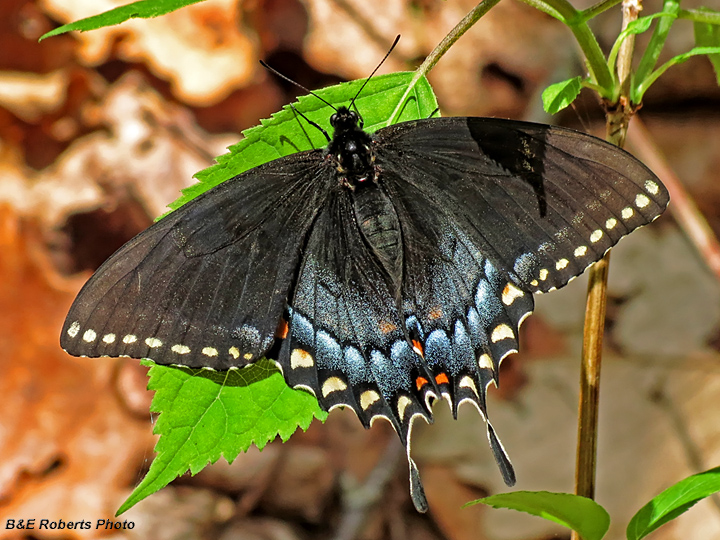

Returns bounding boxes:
[528,183,658,288]
[479,353,494,370]
[66,321,252,361]
[459,375,479,396]
[397,395,413,421]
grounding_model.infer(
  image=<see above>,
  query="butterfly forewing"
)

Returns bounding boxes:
[62,152,331,368]
[375,117,669,293]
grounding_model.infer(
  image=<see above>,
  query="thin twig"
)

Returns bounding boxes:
[574,254,610,509]
[388,0,503,125]
[331,0,401,55]
[627,117,720,282]
[648,382,720,513]
[334,438,404,540]
[572,2,641,537]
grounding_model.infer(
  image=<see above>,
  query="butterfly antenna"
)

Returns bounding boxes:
[349,34,401,112]
[259,60,338,112]
[290,104,330,143]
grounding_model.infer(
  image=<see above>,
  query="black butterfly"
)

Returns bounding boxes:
[61,97,668,511]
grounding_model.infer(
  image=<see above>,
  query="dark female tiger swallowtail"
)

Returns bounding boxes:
[61,103,668,512]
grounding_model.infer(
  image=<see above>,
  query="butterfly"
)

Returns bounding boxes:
[61,85,669,512]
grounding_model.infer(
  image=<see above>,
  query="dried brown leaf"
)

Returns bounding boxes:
[39,0,258,105]
[0,204,156,530]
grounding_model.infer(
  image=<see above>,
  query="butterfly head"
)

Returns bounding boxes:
[328,106,376,187]
[330,106,362,132]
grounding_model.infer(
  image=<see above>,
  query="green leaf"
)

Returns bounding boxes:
[609,7,679,79]
[117,73,439,515]
[40,0,207,41]
[470,491,610,540]
[170,71,439,211]
[627,466,720,540]
[118,360,328,515]
[694,7,720,84]
[541,76,583,114]
[633,45,720,102]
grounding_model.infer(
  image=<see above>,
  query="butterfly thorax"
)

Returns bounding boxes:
[328,107,376,187]
[326,108,403,291]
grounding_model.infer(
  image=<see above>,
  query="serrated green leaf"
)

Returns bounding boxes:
[627,466,720,540]
[40,0,206,41]
[117,73,438,515]
[542,76,583,114]
[694,7,720,84]
[117,360,327,515]
[170,71,439,211]
[469,491,610,540]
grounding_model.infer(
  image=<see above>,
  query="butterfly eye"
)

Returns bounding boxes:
[330,113,338,126]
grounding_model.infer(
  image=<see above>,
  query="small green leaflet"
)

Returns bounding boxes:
[627,466,720,540]
[542,76,583,114]
[632,45,720,103]
[469,491,610,540]
[40,0,207,41]
[470,469,720,540]
[694,7,720,84]
[118,72,439,515]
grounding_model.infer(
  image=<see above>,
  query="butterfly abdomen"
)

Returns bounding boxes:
[352,184,403,286]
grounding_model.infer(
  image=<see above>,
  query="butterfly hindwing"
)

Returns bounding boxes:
[383,169,536,392]
[61,151,330,368]
[279,186,436,433]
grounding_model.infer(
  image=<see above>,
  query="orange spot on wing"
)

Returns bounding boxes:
[411,339,424,357]
[275,318,289,339]
[435,373,449,385]
[416,377,429,391]
[428,307,443,320]
[379,321,397,334]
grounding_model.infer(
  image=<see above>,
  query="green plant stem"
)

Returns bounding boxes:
[519,0,615,97]
[633,0,679,101]
[581,0,623,21]
[516,0,565,20]
[571,23,615,96]
[574,254,609,499]
[678,8,720,25]
[572,5,641,540]
[634,45,720,103]
[616,0,640,99]
[388,0,502,124]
